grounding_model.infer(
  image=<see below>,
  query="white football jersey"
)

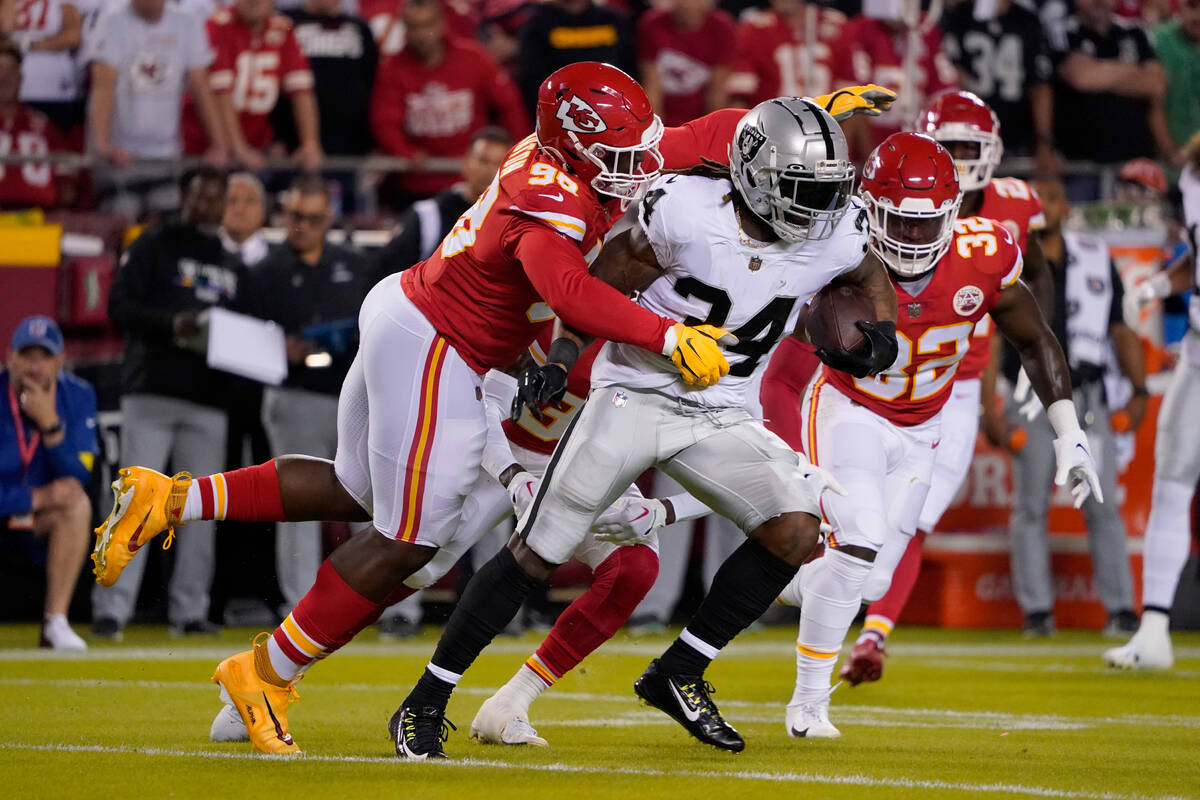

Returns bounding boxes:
[12,0,79,101]
[592,173,869,409]
[1180,164,1200,335]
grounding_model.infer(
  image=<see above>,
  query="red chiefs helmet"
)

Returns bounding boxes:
[860,132,962,278]
[535,62,664,205]
[915,89,1002,193]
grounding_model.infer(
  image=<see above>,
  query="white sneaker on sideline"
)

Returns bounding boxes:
[210,701,250,742]
[469,693,548,747]
[786,697,841,739]
[40,615,87,651]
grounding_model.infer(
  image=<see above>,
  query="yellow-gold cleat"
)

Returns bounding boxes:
[91,467,192,587]
[211,633,301,755]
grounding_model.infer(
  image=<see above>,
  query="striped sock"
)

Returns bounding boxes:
[859,614,894,646]
[523,654,559,688]
[264,559,382,682]
[179,460,284,523]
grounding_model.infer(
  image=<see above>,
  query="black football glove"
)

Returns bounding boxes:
[510,362,569,422]
[815,320,899,379]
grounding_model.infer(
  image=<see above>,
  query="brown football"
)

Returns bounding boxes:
[805,283,877,354]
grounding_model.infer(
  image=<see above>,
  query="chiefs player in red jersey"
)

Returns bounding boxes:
[92,62,748,757]
[840,90,1053,680]
[728,0,847,107]
[182,0,322,171]
[779,132,1100,739]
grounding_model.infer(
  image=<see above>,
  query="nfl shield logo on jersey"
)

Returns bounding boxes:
[612,391,628,408]
[556,95,607,134]
[906,302,922,319]
[748,256,762,272]
[953,285,984,316]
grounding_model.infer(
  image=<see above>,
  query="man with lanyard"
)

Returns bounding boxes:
[1,316,97,650]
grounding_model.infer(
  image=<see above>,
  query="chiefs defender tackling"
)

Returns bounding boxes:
[781,132,1100,738]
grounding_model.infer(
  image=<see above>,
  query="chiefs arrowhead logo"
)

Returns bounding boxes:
[555,95,607,134]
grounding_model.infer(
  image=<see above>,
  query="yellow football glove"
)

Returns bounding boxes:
[814,84,897,122]
[664,323,738,386]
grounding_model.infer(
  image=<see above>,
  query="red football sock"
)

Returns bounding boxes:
[264,559,387,682]
[181,459,285,523]
[533,544,659,680]
[864,529,928,638]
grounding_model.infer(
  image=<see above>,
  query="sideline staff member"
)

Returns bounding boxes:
[1,316,97,650]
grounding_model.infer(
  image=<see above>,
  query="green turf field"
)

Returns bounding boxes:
[1,623,1197,799]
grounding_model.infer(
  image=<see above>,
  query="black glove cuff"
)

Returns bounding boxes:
[874,320,897,338]
[546,337,581,370]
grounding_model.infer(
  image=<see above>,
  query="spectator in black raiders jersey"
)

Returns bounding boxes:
[279,0,378,158]
[368,126,513,287]
[1050,0,1176,188]
[941,0,1059,173]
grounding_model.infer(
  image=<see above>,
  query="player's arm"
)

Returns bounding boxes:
[989,279,1102,507]
[510,223,669,421]
[1132,250,1195,304]
[1022,231,1054,318]
[808,250,900,378]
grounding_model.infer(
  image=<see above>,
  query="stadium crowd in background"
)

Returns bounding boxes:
[0,0,1198,642]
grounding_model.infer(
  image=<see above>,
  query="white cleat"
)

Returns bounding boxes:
[786,698,841,739]
[469,693,549,747]
[1104,630,1174,670]
[39,615,87,651]
[210,699,250,742]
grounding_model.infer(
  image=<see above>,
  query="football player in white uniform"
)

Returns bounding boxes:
[390,97,901,756]
[1105,147,1200,670]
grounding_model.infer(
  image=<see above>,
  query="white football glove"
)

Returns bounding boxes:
[1052,429,1104,508]
[1012,368,1043,422]
[800,456,849,499]
[591,497,669,546]
[507,471,539,519]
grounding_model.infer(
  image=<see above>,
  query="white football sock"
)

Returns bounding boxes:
[1137,608,1170,638]
[1142,478,1194,610]
[791,548,872,705]
[180,482,204,523]
[498,661,552,714]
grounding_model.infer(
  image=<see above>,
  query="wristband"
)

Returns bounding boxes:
[1046,399,1082,437]
[546,337,581,371]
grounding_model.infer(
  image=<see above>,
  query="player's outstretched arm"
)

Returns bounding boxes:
[991,279,1103,506]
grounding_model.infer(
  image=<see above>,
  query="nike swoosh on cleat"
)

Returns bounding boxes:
[668,683,701,722]
[126,509,154,552]
[262,691,293,745]
[790,727,809,737]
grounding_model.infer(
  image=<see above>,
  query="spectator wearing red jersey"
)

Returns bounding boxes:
[728,0,847,107]
[370,0,529,203]
[183,0,322,172]
[0,44,72,210]
[835,8,958,158]
[360,0,479,58]
[636,0,735,128]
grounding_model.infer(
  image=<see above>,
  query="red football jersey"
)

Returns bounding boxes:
[503,331,602,456]
[361,0,479,57]
[371,36,529,196]
[822,217,1023,426]
[0,106,62,209]
[182,10,314,153]
[956,177,1046,380]
[636,9,738,127]
[728,7,846,106]
[401,135,672,375]
[836,16,957,146]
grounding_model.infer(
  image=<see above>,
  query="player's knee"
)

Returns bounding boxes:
[862,570,893,604]
[507,533,558,582]
[600,544,659,604]
[751,512,821,566]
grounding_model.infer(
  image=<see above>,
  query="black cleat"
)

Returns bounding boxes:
[389,704,456,759]
[633,659,745,752]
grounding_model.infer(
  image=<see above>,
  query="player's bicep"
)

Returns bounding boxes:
[989,279,1047,351]
[589,225,665,296]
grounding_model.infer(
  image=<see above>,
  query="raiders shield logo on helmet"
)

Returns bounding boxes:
[555,95,607,134]
[737,125,767,163]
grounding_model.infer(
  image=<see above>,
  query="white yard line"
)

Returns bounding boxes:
[0,640,1196,662]
[0,741,1190,800]
[2,677,1197,730]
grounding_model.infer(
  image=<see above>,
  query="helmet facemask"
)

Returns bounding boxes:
[569,115,665,208]
[864,192,962,279]
[735,157,855,243]
[932,123,1002,192]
